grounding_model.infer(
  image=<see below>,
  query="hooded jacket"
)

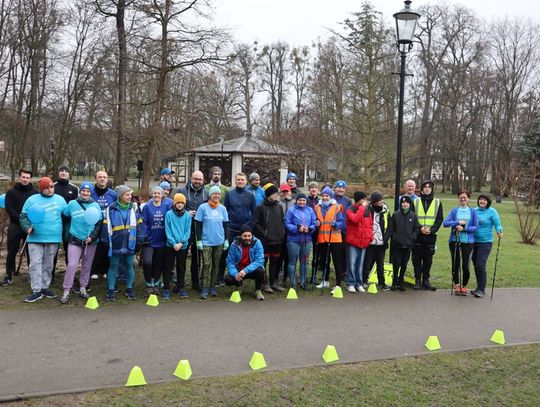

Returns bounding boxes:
[253,198,285,246]
[345,203,373,248]
[5,182,38,224]
[226,236,265,277]
[386,208,420,249]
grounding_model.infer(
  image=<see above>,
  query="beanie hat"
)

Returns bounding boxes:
[80,181,93,192]
[263,182,274,191]
[321,186,333,196]
[151,186,164,196]
[173,193,186,205]
[280,183,291,192]
[335,180,346,188]
[265,184,279,197]
[400,195,413,207]
[477,194,492,208]
[240,224,253,234]
[58,165,70,173]
[249,172,260,181]
[209,186,221,195]
[354,191,367,202]
[159,181,171,190]
[370,191,384,204]
[115,184,132,198]
[39,177,54,192]
[286,172,297,181]
[421,180,434,190]
[308,181,318,189]
[209,166,222,175]
[296,193,307,202]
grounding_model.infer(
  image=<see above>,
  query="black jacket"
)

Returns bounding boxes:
[386,209,420,249]
[5,183,38,224]
[176,183,209,212]
[54,179,79,203]
[415,192,443,246]
[253,198,285,246]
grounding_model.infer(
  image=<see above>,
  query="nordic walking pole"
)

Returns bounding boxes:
[490,236,501,301]
[16,225,33,275]
[451,229,460,296]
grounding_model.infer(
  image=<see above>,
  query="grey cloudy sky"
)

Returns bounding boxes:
[213,0,538,46]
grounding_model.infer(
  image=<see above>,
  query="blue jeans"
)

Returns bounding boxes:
[347,245,365,287]
[108,254,135,290]
[287,241,312,287]
[472,242,492,293]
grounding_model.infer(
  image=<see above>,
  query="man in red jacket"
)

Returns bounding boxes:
[345,191,373,293]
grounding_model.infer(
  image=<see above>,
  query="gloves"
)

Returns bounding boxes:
[331,220,336,227]
[196,241,203,251]
[223,240,230,250]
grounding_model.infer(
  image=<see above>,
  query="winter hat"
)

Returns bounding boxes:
[263,182,274,191]
[308,181,319,189]
[208,186,221,196]
[240,224,253,234]
[400,195,413,207]
[249,172,260,181]
[354,191,367,202]
[477,194,492,208]
[370,191,384,204]
[58,165,70,173]
[321,186,333,196]
[38,177,54,192]
[115,184,132,198]
[265,184,279,198]
[280,183,291,192]
[209,166,223,175]
[286,172,298,181]
[160,168,174,175]
[296,193,307,202]
[151,186,164,196]
[335,180,347,189]
[80,181,93,192]
[159,181,171,190]
[173,193,186,205]
[421,180,434,190]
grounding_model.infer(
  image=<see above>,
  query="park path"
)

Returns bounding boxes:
[0,288,539,401]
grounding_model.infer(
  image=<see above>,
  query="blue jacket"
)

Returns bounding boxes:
[224,187,256,231]
[443,206,479,243]
[226,236,265,277]
[164,208,192,248]
[474,207,502,243]
[20,193,67,244]
[247,185,265,206]
[142,199,172,248]
[101,202,145,256]
[284,204,317,243]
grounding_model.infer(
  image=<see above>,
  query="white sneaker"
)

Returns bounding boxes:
[356,286,366,293]
[347,285,356,293]
[91,274,99,280]
[316,281,329,289]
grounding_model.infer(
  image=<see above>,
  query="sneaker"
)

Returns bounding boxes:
[162,290,170,300]
[270,285,285,292]
[101,274,107,279]
[316,281,329,289]
[179,289,189,299]
[218,280,225,287]
[255,289,265,300]
[474,290,485,298]
[398,285,406,292]
[72,286,81,294]
[25,292,43,303]
[41,289,57,299]
[113,285,120,293]
[362,283,368,289]
[390,285,397,291]
[153,286,161,295]
[79,288,90,299]
[124,288,136,300]
[60,293,69,304]
[200,288,208,299]
[209,286,218,297]
[0,276,12,286]
[453,284,464,296]
[356,285,366,293]
[460,286,469,296]
[106,290,115,301]
[347,285,356,293]
[422,281,437,291]
[91,274,99,280]
[263,285,274,294]
[413,278,422,290]
[380,284,391,291]
[145,287,153,297]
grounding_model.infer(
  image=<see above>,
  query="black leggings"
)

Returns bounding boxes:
[142,246,166,285]
[449,242,473,286]
[263,243,282,286]
[318,243,344,285]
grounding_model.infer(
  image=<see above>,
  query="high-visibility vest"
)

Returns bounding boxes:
[414,198,440,227]
[315,204,342,243]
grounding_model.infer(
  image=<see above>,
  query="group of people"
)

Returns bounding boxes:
[0,167,503,303]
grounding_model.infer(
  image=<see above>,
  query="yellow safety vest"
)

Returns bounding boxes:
[414,198,440,227]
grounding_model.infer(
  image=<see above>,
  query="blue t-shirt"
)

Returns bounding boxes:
[194,203,229,246]
[142,200,172,248]
[21,194,67,243]
[456,207,471,243]
[63,199,102,241]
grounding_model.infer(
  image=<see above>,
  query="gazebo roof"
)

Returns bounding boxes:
[190,135,290,155]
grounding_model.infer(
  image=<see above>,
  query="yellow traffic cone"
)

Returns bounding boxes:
[490,329,506,345]
[230,290,242,303]
[425,336,441,351]
[125,365,147,387]
[367,283,378,294]
[85,296,99,310]
[249,351,267,370]
[332,286,343,299]
[146,294,159,307]
[173,359,193,380]
[322,345,339,363]
[286,288,298,299]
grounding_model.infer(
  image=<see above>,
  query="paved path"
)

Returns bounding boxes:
[1,288,539,401]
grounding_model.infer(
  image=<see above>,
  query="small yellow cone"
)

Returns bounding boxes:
[367,283,378,294]
[490,329,506,345]
[368,270,378,283]
[125,365,147,387]
[332,286,343,299]
[425,336,441,351]
[85,296,99,310]
[322,345,339,363]
[286,288,298,299]
[230,290,242,303]
[146,294,159,307]
[173,359,193,380]
[384,273,393,287]
[249,351,267,370]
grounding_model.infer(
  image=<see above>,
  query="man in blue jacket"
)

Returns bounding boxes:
[225,224,266,300]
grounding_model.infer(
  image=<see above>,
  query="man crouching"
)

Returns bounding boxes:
[225,224,266,300]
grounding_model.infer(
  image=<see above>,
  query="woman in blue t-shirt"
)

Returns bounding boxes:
[472,194,503,298]
[443,190,479,296]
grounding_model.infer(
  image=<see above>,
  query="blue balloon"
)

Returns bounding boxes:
[0,194,5,209]
[84,206,101,226]
[28,205,46,224]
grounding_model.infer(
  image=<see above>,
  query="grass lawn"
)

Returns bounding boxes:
[12,344,540,406]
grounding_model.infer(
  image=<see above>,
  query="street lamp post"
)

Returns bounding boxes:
[393,0,420,211]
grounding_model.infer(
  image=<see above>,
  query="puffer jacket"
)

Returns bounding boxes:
[345,203,373,248]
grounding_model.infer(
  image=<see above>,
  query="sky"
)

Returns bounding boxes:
[212,0,538,46]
